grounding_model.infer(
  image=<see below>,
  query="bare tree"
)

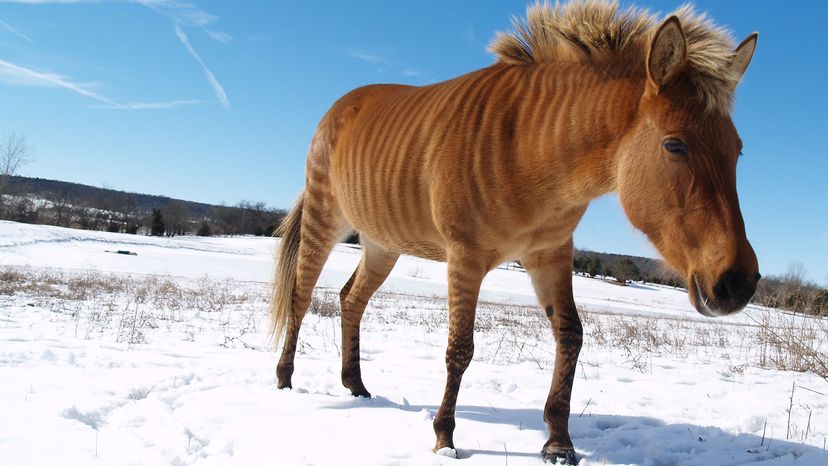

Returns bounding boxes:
[214,204,240,235]
[753,262,828,315]
[0,133,32,178]
[44,189,74,227]
[107,191,138,233]
[164,201,190,236]
[73,203,93,230]
[784,261,806,287]
[0,133,33,218]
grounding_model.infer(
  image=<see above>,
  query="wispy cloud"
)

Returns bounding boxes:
[174,23,229,110]
[0,19,36,43]
[3,0,232,110]
[0,0,233,43]
[344,48,390,65]
[133,0,231,43]
[201,26,231,44]
[400,68,425,78]
[127,98,200,109]
[0,58,202,110]
[344,47,427,80]
[0,57,125,107]
[0,0,229,41]
[96,98,203,110]
[141,2,233,109]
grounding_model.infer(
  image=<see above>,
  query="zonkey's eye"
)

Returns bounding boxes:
[663,138,689,156]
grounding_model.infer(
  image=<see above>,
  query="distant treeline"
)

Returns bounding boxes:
[0,176,287,237]
[573,249,827,317]
[2,176,825,316]
[572,249,682,287]
[752,266,828,317]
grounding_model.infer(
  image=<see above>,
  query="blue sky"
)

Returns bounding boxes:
[1,1,826,284]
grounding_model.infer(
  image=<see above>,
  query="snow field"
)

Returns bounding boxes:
[1,221,827,465]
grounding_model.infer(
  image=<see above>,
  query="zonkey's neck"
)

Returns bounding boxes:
[514,63,644,204]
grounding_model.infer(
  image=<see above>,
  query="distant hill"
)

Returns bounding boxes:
[6,176,216,218]
[2,175,286,237]
[6,176,825,314]
[4,175,670,281]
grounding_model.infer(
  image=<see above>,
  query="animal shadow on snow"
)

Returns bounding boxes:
[328,397,828,465]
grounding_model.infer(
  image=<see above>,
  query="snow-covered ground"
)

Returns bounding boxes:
[1,220,827,465]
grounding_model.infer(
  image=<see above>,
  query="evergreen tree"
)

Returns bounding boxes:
[573,256,590,275]
[612,258,641,284]
[197,222,212,237]
[150,208,165,236]
[588,258,602,278]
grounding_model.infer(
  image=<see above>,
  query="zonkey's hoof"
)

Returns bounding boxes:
[433,447,458,458]
[344,381,371,398]
[276,380,292,390]
[542,447,578,465]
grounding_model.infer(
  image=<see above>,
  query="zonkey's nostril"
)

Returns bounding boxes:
[715,269,750,303]
[754,271,762,282]
[714,273,732,301]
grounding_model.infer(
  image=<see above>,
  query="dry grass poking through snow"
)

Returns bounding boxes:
[753,311,828,381]
[305,284,828,379]
[2,265,827,379]
[1,265,266,347]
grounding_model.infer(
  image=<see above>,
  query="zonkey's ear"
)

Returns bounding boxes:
[731,32,758,82]
[647,16,687,92]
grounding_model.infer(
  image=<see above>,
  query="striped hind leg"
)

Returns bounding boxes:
[522,241,582,465]
[338,237,399,397]
[276,195,350,390]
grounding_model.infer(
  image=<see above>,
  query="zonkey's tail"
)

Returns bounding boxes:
[269,193,304,348]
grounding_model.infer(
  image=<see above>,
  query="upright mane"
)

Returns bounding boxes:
[489,0,741,113]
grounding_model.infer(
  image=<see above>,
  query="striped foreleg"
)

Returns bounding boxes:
[523,245,582,465]
[432,248,488,455]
